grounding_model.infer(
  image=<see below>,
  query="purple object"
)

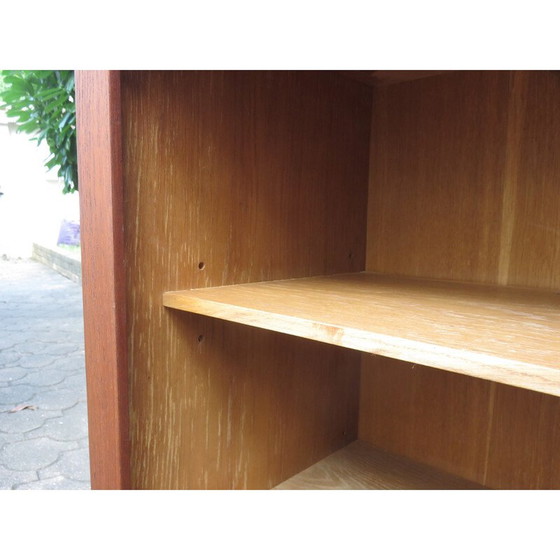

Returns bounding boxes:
[57,219,80,246]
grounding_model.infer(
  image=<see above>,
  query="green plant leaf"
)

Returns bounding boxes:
[37,87,63,100]
[18,121,39,134]
[59,110,73,130]
[1,70,77,193]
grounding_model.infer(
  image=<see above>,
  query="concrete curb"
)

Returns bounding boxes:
[31,243,81,284]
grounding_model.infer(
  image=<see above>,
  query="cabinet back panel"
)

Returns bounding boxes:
[362,71,560,488]
[359,356,493,484]
[121,71,371,488]
[367,70,560,290]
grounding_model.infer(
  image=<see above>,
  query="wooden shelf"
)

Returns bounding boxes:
[163,272,560,396]
[274,440,484,489]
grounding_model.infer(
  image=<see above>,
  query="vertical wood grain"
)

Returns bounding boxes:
[121,71,371,488]
[497,72,528,285]
[361,70,560,489]
[367,71,510,284]
[484,384,560,489]
[76,71,130,489]
[505,71,560,290]
[367,70,560,289]
[359,356,492,483]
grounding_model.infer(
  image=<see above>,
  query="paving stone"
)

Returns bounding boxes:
[43,342,80,356]
[1,437,77,471]
[0,431,23,450]
[39,447,90,482]
[0,384,36,406]
[28,388,82,412]
[56,373,87,392]
[50,353,85,373]
[30,410,89,441]
[28,403,88,447]
[2,319,51,333]
[16,475,90,490]
[0,351,21,367]
[0,464,39,489]
[12,341,50,355]
[17,353,57,369]
[0,260,90,489]
[36,330,71,344]
[0,407,60,434]
[0,331,30,350]
[13,367,68,387]
[0,366,28,383]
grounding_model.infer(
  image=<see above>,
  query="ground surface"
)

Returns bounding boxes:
[0,258,90,489]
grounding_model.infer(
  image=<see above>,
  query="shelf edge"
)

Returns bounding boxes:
[163,290,560,397]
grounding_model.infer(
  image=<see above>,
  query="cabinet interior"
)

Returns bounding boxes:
[120,70,560,489]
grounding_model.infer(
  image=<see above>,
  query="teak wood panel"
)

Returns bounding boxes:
[76,71,130,490]
[121,71,371,489]
[164,273,560,396]
[361,70,560,488]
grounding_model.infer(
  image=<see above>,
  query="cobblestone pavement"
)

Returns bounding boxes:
[0,258,90,489]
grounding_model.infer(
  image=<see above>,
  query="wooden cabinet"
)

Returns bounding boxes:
[76,70,560,489]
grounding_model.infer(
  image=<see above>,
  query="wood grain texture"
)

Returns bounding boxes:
[76,71,130,489]
[359,356,494,484]
[164,273,560,396]
[340,70,452,87]
[367,70,510,284]
[361,70,560,489]
[505,71,560,290]
[484,384,560,489]
[275,440,484,489]
[367,70,560,289]
[121,71,371,488]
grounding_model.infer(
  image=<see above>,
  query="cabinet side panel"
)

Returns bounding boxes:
[361,71,560,488]
[76,71,130,489]
[121,71,371,488]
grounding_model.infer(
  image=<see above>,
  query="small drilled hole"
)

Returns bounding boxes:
[198,262,205,270]
[197,334,205,343]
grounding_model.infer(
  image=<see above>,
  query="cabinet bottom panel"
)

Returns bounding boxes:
[274,440,485,490]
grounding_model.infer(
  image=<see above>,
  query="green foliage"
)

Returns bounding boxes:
[0,74,8,94]
[0,70,77,194]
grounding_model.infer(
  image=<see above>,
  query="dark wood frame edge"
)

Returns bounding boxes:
[76,70,130,489]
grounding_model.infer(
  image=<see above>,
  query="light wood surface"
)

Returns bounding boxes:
[367,71,510,285]
[361,70,560,489]
[75,71,130,489]
[367,70,560,289]
[164,272,560,396]
[483,384,560,489]
[359,356,494,484]
[275,440,484,489]
[122,71,371,488]
[81,69,560,491]
[505,71,560,289]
